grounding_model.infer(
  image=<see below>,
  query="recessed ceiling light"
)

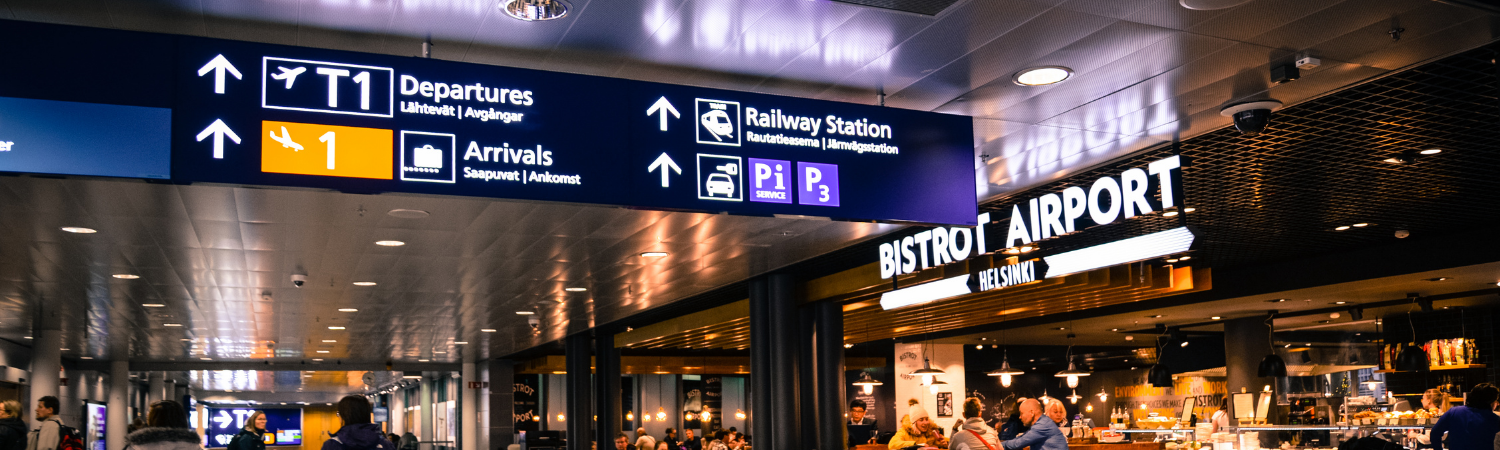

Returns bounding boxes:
[113,274,140,279]
[338,308,359,312]
[1162,211,1179,217]
[80,356,92,360]
[418,359,430,362]
[454,341,468,345]
[312,358,324,362]
[1165,259,1179,263]
[1013,66,1073,86]
[387,209,431,219]
[639,251,669,257]
[1426,277,1450,282]
[1266,298,1288,303]
[352,281,377,286]
[1053,327,1067,330]
[564,287,587,292]
[1333,301,1347,305]
[500,0,570,21]
[61,227,97,234]
[516,311,536,315]
[316,350,330,354]
[375,240,406,247]
[23,337,31,340]
[322,340,337,343]
[481,328,498,333]
[1382,157,1408,164]
[328,326,346,330]
[1210,316,1222,320]
[433,351,447,354]
[143,303,166,308]
[1352,223,1369,227]
[200,357,212,360]
[181,338,192,341]
[1179,256,1191,261]
[1184,208,1196,213]
[1109,328,1121,332]
[60,348,69,351]
[1419,148,1443,155]
[1146,314,1164,318]
[164,323,183,327]
[1334,226,1350,231]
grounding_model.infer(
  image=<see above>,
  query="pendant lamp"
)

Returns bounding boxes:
[1257,312,1288,377]
[1068,389,1082,404]
[929,379,949,394]
[987,350,1025,388]
[1053,334,1090,389]
[852,371,884,395]
[1147,364,1173,387]
[1097,388,1109,402]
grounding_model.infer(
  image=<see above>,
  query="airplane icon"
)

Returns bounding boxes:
[270,66,306,89]
[268,126,303,151]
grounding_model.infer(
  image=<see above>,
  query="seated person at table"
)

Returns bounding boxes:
[1000,399,1066,450]
[889,399,949,449]
[849,399,878,447]
[950,398,1001,450]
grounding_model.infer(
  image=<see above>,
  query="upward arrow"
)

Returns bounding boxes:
[647,152,681,188]
[196,119,241,159]
[645,96,680,131]
[197,54,242,94]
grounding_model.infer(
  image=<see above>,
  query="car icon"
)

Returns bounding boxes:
[705,173,735,197]
[700,110,735,141]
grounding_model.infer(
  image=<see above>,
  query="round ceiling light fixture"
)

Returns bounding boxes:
[352,281,377,286]
[61,227,97,234]
[1418,148,1443,155]
[375,240,406,247]
[387,209,430,219]
[113,274,140,279]
[1013,66,1073,86]
[501,0,570,21]
[1179,0,1252,10]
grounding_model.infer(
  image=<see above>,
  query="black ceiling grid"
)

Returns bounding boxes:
[978,44,1500,272]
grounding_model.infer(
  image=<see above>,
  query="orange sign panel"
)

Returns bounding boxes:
[261,121,393,179]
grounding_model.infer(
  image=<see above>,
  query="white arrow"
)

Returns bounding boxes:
[645,96,679,131]
[197,54,242,94]
[196,119,241,159]
[647,152,681,188]
[213,410,233,429]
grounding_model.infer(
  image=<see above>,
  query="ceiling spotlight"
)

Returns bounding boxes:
[515,311,536,315]
[481,328,497,332]
[1352,223,1369,227]
[1163,211,1180,217]
[1266,298,1288,303]
[312,358,324,362]
[352,281,377,286]
[328,326,346,330]
[1210,316,1222,320]
[1053,327,1068,330]
[1334,226,1350,231]
[454,341,468,345]
[164,323,182,327]
[1110,328,1120,332]
[639,251,669,257]
[564,287,587,292]
[1013,66,1073,86]
[143,303,166,308]
[338,308,359,312]
[1165,259,1179,263]
[1179,256,1191,261]
[1383,157,1409,164]
[61,227,97,234]
[374,240,406,247]
[501,0,570,21]
[1419,148,1443,155]
[418,359,430,362]
[316,350,330,354]
[1425,277,1450,282]
[1146,314,1164,318]
[843,343,853,348]
[322,340,337,343]
[1184,208,1196,213]
[112,274,140,279]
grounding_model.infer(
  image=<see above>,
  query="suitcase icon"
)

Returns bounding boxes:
[414,144,443,169]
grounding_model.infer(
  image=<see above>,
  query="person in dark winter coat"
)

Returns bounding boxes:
[125,401,203,450]
[322,396,396,450]
[229,411,267,450]
[0,400,28,450]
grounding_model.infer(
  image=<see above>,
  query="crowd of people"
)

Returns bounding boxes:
[614,427,749,450]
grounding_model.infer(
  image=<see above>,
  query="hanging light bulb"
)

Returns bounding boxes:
[656,407,667,422]
[921,375,934,386]
[1086,404,1094,413]
[852,371,884,395]
[556,413,566,422]
[929,379,949,394]
[1066,375,1080,388]
[986,350,1025,388]
[1000,374,1013,387]
[626,411,635,421]
[642,414,651,423]
[1068,389,1082,404]
[701,411,712,421]
[1097,388,1109,402]
[735,409,746,420]
[1054,335,1090,389]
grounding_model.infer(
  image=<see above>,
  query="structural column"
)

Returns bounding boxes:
[1224,315,1281,446]
[421,375,435,449]
[147,372,165,405]
[815,300,847,450]
[31,302,63,427]
[748,279,772,450]
[462,362,478,450]
[488,359,515,449]
[593,331,621,449]
[766,274,799,450]
[564,334,593,450]
[107,361,129,450]
[392,388,407,435]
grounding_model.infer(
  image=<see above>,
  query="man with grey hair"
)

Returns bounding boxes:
[634,427,656,450]
[1001,399,1067,450]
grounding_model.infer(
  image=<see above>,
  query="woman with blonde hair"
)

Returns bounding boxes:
[229,411,267,450]
[1408,389,1453,448]
[0,400,27,450]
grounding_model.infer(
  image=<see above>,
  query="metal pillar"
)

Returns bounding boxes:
[421,375,435,449]
[565,334,593,450]
[767,274,799,450]
[815,300,847,450]
[107,361,129,450]
[462,362,478,450]
[749,279,773,449]
[1224,315,1280,446]
[594,331,621,448]
[488,359,515,449]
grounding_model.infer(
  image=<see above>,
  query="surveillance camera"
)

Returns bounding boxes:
[1395,230,1410,239]
[527,316,541,329]
[291,273,307,287]
[1219,100,1283,136]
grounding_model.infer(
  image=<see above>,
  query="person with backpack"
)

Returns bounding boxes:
[26,396,71,450]
[321,396,395,450]
[124,401,202,450]
[0,400,27,450]
[228,411,266,450]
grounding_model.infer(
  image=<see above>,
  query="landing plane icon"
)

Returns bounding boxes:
[270,66,306,89]
[268,126,303,151]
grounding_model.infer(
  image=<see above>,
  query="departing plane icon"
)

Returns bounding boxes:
[270,66,306,89]
[268,126,304,151]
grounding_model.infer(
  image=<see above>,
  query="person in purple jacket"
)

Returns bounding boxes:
[1431,383,1499,450]
[322,396,397,450]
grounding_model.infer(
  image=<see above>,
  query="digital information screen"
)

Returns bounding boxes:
[203,408,303,448]
[85,402,106,450]
[0,19,977,225]
[0,96,171,179]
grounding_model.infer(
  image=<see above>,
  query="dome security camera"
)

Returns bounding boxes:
[1395,230,1410,239]
[1220,100,1283,136]
[527,315,541,330]
[291,273,308,287]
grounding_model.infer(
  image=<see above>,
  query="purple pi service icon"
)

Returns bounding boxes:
[797,162,839,207]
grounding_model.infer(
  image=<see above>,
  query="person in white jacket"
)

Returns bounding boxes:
[950,398,1002,450]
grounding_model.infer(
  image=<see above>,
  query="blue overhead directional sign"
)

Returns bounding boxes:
[0,19,978,226]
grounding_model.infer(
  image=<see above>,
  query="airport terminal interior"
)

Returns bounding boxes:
[2,1,1500,450]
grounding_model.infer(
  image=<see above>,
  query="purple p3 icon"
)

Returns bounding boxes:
[797,162,839,207]
[748,158,793,204]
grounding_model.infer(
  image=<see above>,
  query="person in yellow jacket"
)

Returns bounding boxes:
[889,399,949,449]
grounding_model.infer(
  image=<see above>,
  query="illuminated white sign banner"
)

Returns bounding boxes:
[1041,227,1195,278]
[879,274,972,310]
